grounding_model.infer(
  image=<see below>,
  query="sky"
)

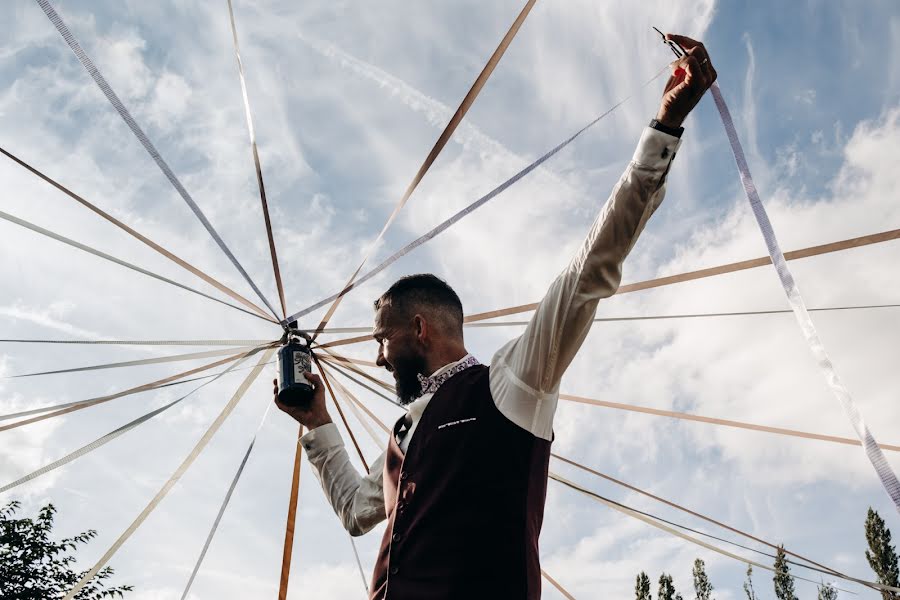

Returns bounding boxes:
[1,0,899,598]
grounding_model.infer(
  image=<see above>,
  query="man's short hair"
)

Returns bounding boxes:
[375,274,464,336]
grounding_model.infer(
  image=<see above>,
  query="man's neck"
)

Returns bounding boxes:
[424,347,469,377]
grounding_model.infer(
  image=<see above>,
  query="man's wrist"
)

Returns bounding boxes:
[649,118,684,138]
[305,416,333,430]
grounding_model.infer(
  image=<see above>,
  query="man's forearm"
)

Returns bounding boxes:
[300,423,387,535]
[539,126,681,387]
[492,126,681,404]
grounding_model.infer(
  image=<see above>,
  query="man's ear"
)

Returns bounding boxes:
[413,314,427,343]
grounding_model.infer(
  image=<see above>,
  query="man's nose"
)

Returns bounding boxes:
[376,348,387,368]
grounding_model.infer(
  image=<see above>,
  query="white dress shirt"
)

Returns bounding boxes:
[300,127,681,536]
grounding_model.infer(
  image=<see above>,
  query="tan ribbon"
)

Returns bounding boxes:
[317,351,395,394]
[309,0,538,340]
[63,348,274,600]
[0,338,275,346]
[464,227,900,323]
[278,424,304,600]
[307,303,900,336]
[552,472,898,594]
[8,345,260,379]
[541,569,576,600]
[0,209,268,323]
[0,349,265,433]
[559,393,900,453]
[315,351,900,453]
[314,354,370,471]
[321,363,392,432]
[550,453,849,581]
[276,358,375,599]
[0,146,276,322]
[316,225,900,351]
[318,350,378,369]
[317,358,396,406]
[225,0,288,320]
[321,363,388,445]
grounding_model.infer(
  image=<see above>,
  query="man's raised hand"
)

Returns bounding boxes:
[656,34,717,129]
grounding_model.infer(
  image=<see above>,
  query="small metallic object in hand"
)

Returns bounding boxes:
[652,26,688,58]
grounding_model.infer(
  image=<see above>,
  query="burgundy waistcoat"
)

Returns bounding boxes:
[369,364,552,600]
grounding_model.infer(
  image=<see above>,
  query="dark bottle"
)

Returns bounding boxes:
[277,332,314,410]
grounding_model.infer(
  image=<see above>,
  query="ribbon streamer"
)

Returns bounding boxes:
[316,355,370,471]
[35,0,281,320]
[0,146,275,322]
[462,227,900,325]
[225,0,288,319]
[549,454,852,581]
[710,83,900,513]
[285,65,670,326]
[0,350,261,495]
[316,225,900,350]
[314,365,389,595]
[541,569,576,600]
[0,210,267,323]
[550,473,867,594]
[317,351,900,454]
[307,0,538,337]
[62,348,274,600]
[307,303,900,335]
[0,338,274,346]
[559,393,900,453]
[6,345,260,379]
[180,402,274,599]
[278,425,304,600]
[0,350,257,433]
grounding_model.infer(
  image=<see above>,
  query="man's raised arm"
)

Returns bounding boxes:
[490,35,717,439]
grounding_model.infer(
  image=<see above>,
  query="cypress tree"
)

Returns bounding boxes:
[743,564,758,600]
[659,573,678,600]
[635,571,652,600]
[817,582,838,600]
[774,545,798,600]
[865,507,900,600]
[692,558,714,600]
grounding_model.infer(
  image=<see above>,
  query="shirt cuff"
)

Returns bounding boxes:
[299,422,344,453]
[631,127,682,170]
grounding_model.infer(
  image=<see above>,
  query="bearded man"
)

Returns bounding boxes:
[276,33,716,600]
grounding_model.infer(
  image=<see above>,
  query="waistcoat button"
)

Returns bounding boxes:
[392,532,402,542]
[400,471,408,480]
[390,566,399,575]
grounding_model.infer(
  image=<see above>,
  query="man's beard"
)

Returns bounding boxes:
[392,351,428,406]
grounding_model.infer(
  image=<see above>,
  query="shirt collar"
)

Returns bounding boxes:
[416,353,480,397]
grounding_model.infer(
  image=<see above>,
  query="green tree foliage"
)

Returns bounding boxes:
[865,507,900,600]
[743,564,758,600]
[0,501,133,599]
[659,573,682,600]
[692,558,714,600]
[817,582,838,600]
[636,571,652,600]
[773,545,798,600]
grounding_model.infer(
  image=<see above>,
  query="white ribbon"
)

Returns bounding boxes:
[711,83,900,513]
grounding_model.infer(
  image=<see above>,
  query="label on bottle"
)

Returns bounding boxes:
[292,349,311,385]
